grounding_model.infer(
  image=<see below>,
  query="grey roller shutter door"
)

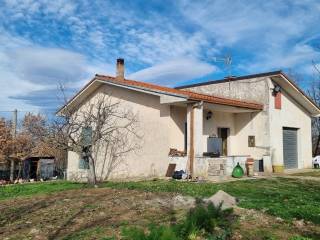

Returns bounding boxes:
[283,128,298,169]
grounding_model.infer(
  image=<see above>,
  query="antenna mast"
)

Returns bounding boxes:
[213,54,233,90]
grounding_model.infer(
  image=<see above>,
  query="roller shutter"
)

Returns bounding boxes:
[283,128,298,169]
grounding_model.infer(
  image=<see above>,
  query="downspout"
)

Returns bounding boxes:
[189,106,194,179]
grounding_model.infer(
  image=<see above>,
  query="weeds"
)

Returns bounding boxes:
[121,202,235,240]
[0,181,86,200]
[104,178,320,224]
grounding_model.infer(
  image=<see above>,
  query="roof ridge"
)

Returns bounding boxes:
[95,74,186,95]
[95,74,263,110]
[175,70,283,89]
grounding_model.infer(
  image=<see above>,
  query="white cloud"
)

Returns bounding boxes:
[0,0,320,111]
[179,1,319,46]
[242,44,320,73]
[178,0,320,74]
[1,1,214,66]
[128,58,216,86]
[122,29,211,65]
[0,30,113,111]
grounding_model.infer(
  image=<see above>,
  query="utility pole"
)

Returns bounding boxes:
[10,109,17,182]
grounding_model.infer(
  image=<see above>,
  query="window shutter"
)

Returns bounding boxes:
[79,158,90,169]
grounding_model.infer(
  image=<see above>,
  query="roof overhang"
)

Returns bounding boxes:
[57,77,189,115]
[203,102,260,113]
[271,73,320,117]
[57,75,264,115]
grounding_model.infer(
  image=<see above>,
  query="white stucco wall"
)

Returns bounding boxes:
[232,111,272,170]
[268,82,312,169]
[202,110,236,155]
[67,84,185,181]
[184,77,272,170]
[182,77,269,104]
[66,74,314,181]
[183,76,314,171]
[169,105,186,151]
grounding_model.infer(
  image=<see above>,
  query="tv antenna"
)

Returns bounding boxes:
[213,54,232,77]
[213,54,233,90]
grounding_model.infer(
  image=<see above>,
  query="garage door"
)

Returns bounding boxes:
[283,128,298,169]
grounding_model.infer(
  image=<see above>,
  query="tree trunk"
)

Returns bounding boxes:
[313,134,320,156]
[89,155,97,186]
[10,159,14,182]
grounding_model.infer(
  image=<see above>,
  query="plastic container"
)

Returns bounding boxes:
[232,163,244,178]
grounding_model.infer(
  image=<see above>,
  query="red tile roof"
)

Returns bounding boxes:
[95,75,263,110]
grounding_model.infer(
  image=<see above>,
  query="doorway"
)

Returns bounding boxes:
[218,128,229,156]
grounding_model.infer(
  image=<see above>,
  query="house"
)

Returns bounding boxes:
[59,59,320,181]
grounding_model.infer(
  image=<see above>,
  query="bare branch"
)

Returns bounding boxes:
[51,87,141,184]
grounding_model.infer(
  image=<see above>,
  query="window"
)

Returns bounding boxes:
[248,136,255,147]
[81,126,93,147]
[79,126,92,169]
[79,157,90,169]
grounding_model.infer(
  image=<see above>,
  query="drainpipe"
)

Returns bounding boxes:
[189,106,194,179]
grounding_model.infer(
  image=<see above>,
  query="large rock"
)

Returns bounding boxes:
[204,190,237,210]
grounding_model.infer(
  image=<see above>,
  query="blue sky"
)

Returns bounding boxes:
[0,0,319,116]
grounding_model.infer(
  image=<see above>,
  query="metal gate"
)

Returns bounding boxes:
[283,128,298,169]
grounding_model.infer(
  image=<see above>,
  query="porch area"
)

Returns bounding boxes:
[166,100,271,179]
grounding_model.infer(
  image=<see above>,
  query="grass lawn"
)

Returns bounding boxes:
[103,178,320,224]
[1,178,320,224]
[1,178,319,239]
[0,181,87,200]
[291,170,320,177]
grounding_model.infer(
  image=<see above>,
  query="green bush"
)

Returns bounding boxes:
[122,225,178,240]
[176,201,233,239]
[121,202,234,240]
[289,236,312,240]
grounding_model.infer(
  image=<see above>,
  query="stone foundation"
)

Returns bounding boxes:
[169,155,249,179]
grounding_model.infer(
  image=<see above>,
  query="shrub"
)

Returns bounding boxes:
[121,225,178,240]
[289,236,312,240]
[175,201,233,239]
[121,202,235,240]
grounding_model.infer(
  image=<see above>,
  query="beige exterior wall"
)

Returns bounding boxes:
[202,110,236,155]
[268,82,312,169]
[184,76,313,171]
[67,84,185,181]
[169,105,186,151]
[67,75,314,181]
[184,77,272,170]
[182,77,270,104]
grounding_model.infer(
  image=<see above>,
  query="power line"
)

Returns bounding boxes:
[0,110,57,113]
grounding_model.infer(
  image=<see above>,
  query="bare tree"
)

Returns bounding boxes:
[308,61,320,156]
[52,91,141,185]
[0,118,15,176]
[288,61,320,156]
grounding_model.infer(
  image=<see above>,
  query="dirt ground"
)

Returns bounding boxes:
[0,187,319,240]
[0,188,176,240]
[232,208,320,240]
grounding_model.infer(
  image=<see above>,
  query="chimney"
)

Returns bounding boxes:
[116,58,125,80]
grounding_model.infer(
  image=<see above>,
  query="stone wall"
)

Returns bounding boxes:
[169,156,248,179]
